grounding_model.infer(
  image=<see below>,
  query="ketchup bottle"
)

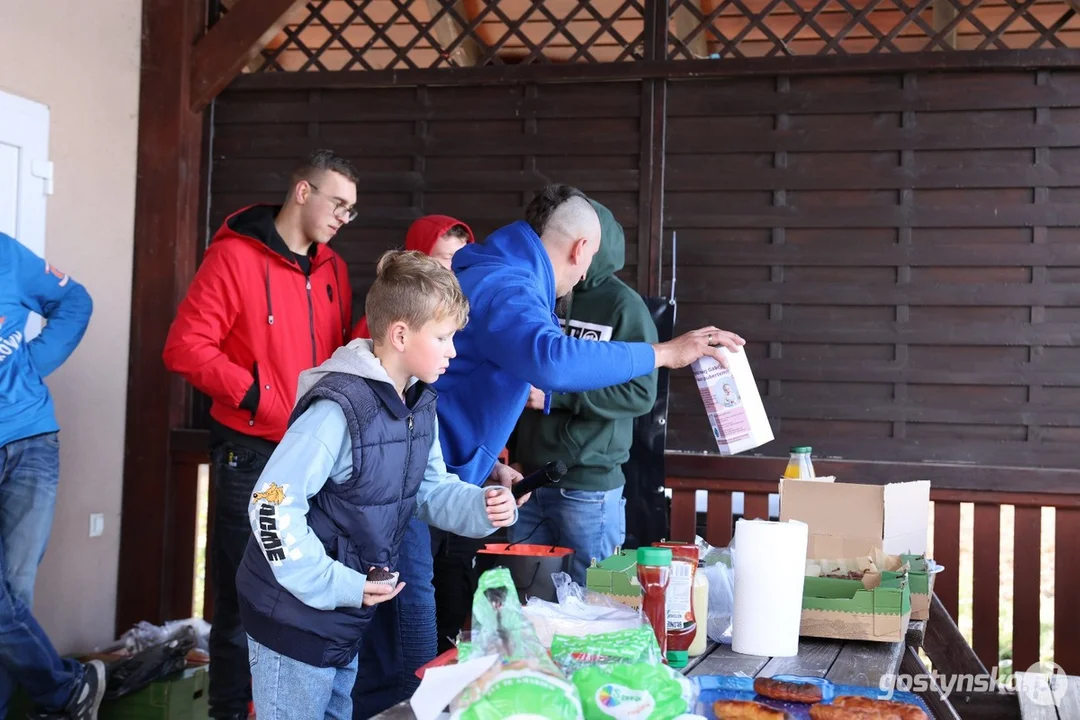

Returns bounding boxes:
[654,542,700,668]
[636,546,672,659]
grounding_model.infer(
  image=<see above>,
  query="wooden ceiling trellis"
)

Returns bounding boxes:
[215,0,1080,71]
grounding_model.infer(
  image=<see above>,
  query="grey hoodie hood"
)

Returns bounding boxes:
[295,339,417,402]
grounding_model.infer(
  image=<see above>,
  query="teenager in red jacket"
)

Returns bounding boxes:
[351,215,473,340]
[163,150,356,720]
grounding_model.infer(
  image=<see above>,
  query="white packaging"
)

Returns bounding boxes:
[692,348,774,455]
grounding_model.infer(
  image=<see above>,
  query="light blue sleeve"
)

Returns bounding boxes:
[248,399,367,610]
[414,417,515,538]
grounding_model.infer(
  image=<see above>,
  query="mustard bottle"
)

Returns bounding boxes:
[688,559,710,657]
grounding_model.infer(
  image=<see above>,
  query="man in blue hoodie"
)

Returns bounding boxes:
[0,233,102,720]
[424,184,745,656]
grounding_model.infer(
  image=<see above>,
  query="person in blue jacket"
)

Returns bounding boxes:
[420,184,745,669]
[0,233,101,720]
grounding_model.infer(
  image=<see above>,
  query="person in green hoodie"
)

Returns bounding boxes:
[507,200,659,584]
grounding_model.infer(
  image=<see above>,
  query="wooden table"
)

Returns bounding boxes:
[1013,671,1080,720]
[685,635,907,689]
[371,624,920,719]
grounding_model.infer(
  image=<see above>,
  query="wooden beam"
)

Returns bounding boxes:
[426,0,483,67]
[924,593,989,677]
[932,0,959,50]
[116,0,207,632]
[672,0,709,59]
[664,453,1080,496]
[900,645,962,720]
[189,0,307,112]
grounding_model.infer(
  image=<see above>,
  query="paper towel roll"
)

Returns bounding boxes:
[731,518,808,657]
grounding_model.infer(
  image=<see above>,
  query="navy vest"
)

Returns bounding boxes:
[236,372,437,668]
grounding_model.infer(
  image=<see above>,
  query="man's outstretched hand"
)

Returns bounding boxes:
[652,327,745,370]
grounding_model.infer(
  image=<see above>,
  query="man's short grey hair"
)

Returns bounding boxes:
[525,184,598,244]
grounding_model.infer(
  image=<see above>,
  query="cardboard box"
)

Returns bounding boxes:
[585,548,641,608]
[869,553,943,621]
[800,575,912,643]
[779,478,931,559]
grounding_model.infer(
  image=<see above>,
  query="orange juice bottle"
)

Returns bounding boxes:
[783,446,815,479]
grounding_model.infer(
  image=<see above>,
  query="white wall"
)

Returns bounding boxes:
[0,0,141,652]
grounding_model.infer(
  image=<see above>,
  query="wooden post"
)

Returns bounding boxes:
[118,0,305,632]
[116,0,207,632]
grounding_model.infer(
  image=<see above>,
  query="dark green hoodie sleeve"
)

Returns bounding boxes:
[549,293,659,420]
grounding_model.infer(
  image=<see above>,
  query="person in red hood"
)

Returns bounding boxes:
[347,215,473,712]
[162,149,356,720]
[351,215,473,340]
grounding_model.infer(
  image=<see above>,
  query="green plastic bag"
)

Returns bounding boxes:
[550,628,695,720]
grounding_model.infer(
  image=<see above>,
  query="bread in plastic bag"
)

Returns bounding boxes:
[451,567,583,720]
[550,627,697,720]
[523,572,643,647]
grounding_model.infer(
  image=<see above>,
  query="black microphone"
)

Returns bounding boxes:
[511,460,568,499]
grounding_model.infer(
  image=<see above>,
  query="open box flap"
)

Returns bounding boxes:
[882,481,930,556]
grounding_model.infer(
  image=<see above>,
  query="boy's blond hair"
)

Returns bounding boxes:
[366,250,469,341]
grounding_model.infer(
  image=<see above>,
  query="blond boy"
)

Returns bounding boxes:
[234,251,516,720]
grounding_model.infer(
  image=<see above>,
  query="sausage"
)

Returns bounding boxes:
[808,697,928,720]
[713,700,794,719]
[754,677,825,703]
[833,696,928,720]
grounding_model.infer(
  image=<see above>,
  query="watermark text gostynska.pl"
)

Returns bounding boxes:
[878,661,1068,707]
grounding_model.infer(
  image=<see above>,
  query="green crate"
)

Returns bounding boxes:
[6,664,208,720]
[100,665,208,720]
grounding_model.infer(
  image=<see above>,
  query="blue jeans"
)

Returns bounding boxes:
[508,485,627,585]
[0,433,83,715]
[351,517,435,717]
[249,636,357,720]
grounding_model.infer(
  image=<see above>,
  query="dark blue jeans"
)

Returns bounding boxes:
[0,433,83,716]
[351,517,435,719]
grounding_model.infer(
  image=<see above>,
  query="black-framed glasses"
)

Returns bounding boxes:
[308,183,358,223]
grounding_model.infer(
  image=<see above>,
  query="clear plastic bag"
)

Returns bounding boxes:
[523,572,643,647]
[101,617,211,655]
[701,542,735,645]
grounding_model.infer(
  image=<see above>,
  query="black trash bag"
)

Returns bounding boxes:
[104,625,196,701]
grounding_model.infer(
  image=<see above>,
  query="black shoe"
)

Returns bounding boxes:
[27,659,106,719]
[67,660,106,720]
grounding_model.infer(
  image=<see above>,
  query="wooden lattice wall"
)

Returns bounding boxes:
[216,0,1080,71]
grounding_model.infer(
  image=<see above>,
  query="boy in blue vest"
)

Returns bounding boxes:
[235,249,518,720]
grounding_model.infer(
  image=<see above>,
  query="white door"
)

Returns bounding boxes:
[0,90,52,339]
